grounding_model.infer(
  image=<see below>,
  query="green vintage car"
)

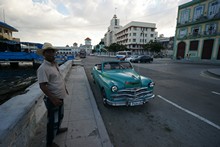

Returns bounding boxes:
[91,60,155,106]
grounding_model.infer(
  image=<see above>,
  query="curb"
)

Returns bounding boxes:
[205,69,220,79]
[82,67,113,147]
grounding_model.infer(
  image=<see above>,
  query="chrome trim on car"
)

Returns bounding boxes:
[111,87,153,99]
[106,94,155,106]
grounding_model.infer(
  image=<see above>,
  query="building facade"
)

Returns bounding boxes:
[115,21,158,53]
[104,15,122,46]
[174,0,220,61]
[77,37,93,54]
[157,35,174,57]
[0,21,20,52]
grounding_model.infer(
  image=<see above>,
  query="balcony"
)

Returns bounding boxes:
[177,30,220,40]
[177,13,220,28]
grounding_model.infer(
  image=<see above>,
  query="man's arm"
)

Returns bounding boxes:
[39,82,63,106]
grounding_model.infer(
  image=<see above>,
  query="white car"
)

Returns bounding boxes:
[125,55,139,62]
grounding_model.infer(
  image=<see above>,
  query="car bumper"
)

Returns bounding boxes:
[105,93,155,106]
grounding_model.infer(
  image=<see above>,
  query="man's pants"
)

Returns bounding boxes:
[43,96,64,146]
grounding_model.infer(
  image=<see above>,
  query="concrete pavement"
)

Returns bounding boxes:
[30,57,219,147]
[53,65,112,147]
[30,64,112,147]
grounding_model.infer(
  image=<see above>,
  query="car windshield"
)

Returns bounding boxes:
[103,62,132,70]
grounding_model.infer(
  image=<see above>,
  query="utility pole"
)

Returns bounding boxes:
[142,28,144,53]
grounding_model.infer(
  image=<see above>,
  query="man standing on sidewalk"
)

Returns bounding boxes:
[37,42,68,147]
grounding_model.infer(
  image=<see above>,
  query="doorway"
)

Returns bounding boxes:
[201,39,214,59]
[176,42,186,59]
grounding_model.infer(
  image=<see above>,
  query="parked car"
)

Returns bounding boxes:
[91,61,155,106]
[125,55,139,62]
[116,51,132,60]
[130,55,153,63]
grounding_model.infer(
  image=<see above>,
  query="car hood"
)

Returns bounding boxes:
[103,70,142,87]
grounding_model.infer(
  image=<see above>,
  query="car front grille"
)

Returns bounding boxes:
[111,87,153,99]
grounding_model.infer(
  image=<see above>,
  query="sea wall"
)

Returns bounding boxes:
[0,60,72,147]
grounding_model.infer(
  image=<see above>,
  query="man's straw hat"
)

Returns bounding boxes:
[36,42,58,56]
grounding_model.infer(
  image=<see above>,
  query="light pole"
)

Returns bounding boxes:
[142,28,144,54]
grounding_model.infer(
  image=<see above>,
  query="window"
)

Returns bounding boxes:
[180,9,190,24]
[193,5,204,21]
[133,33,136,36]
[115,19,117,25]
[189,41,199,51]
[133,27,137,31]
[179,28,187,38]
[205,23,217,35]
[208,1,219,18]
[133,39,136,42]
[150,34,154,37]
[192,26,201,36]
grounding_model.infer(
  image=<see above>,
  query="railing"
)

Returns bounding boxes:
[177,13,220,27]
[0,60,73,147]
[177,31,220,40]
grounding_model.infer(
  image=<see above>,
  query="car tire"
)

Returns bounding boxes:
[101,89,109,107]
[92,76,96,84]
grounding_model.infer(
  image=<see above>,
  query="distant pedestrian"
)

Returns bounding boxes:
[37,42,68,147]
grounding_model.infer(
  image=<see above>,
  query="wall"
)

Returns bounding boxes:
[0,60,72,147]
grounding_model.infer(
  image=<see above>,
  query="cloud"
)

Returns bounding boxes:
[0,0,192,46]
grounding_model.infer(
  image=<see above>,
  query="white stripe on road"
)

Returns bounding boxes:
[211,91,220,96]
[157,95,220,130]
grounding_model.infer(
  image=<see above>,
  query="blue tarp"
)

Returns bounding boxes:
[0,52,42,61]
[20,42,43,49]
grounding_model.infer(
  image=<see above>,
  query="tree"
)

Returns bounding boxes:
[106,43,127,52]
[143,41,164,53]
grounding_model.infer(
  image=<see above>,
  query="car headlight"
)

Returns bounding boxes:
[111,85,118,92]
[148,82,155,88]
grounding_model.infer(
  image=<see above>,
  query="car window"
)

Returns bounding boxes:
[104,63,111,70]
[96,64,101,70]
[119,62,132,69]
[103,62,132,70]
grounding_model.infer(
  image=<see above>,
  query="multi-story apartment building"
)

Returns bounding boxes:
[174,0,220,61]
[115,21,158,53]
[104,15,122,46]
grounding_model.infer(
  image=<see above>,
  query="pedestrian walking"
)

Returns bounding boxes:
[37,42,68,147]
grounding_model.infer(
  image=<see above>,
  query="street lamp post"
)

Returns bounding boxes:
[142,28,144,54]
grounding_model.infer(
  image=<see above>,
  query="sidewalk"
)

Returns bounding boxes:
[53,65,112,147]
[31,63,112,147]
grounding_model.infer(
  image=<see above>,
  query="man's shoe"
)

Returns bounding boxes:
[47,142,59,147]
[57,127,68,135]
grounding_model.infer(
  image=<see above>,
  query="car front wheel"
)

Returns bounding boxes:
[101,89,108,107]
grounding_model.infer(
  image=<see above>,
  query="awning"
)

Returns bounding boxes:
[0,39,20,45]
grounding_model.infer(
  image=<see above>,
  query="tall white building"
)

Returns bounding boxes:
[115,21,158,53]
[104,14,122,46]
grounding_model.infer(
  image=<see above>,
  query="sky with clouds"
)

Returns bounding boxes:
[0,0,191,46]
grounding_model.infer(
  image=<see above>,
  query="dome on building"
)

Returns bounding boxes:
[85,37,91,41]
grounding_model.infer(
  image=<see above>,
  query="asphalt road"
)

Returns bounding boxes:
[83,56,220,147]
